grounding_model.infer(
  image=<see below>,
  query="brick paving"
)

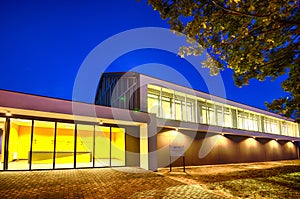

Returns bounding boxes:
[0,167,225,199]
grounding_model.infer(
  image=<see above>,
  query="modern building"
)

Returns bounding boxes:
[0,72,299,172]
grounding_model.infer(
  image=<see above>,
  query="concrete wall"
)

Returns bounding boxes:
[157,129,298,168]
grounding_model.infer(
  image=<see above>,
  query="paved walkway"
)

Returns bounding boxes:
[0,167,225,199]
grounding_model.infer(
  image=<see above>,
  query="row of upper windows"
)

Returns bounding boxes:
[147,84,299,137]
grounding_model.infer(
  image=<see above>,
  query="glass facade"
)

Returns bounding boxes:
[0,117,126,170]
[147,84,299,137]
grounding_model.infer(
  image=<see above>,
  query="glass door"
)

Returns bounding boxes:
[94,126,110,167]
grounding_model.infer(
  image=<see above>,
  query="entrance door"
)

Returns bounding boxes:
[94,126,125,167]
[94,126,110,167]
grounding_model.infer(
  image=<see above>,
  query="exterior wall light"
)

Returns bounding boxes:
[99,121,103,125]
[5,111,12,117]
[220,133,224,136]
[175,128,179,132]
[275,139,278,141]
[253,136,256,139]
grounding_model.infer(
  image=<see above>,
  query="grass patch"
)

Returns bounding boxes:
[163,163,300,198]
[198,166,300,198]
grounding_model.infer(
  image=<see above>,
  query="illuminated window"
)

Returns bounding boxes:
[31,120,55,170]
[8,118,32,170]
[161,88,173,119]
[111,127,125,166]
[76,124,94,168]
[94,126,110,167]
[146,84,299,138]
[281,122,287,136]
[175,92,186,121]
[216,105,223,126]
[224,107,232,128]
[54,123,75,169]
[186,97,196,122]
[201,104,208,124]
[148,93,160,116]
[207,104,215,125]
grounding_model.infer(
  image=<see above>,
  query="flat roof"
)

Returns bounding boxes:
[0,89,150,125]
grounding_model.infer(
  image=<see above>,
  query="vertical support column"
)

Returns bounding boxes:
[93,125,96,168]
[173,91,176,120]
[140,124,148,170]
[195,99,198,123]
[53,122,57,169]
[74,124,77,168]
[205,100,208,124]
[147,114,157,171]
[260,116,265,133]
[3,117,10,170]
[214,103,217,125]
[29,120,34,170]
[109,126,112,167]
[184,95,187,122]
[222,106,224,127]
[159,88,162,118]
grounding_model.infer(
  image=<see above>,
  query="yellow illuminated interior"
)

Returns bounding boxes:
[3,118,125,170]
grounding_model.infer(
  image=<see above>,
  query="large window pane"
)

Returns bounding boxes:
[76,124,94,168]
[216,105,223,126]
[186,97,195,122]
[148,93,160,116]
[207,104,215,125]
[8,119,32,170]
[162,88,173,119]
[224,108,232,128]
[162,97,172,119]
[111,127,125,166]
[175,92,186,121]
[31,120,55,170]
[94,126,110,167]
[55,123,75,169]
[201,104,208,124]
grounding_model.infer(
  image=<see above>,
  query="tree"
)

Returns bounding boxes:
[145,0,300,121]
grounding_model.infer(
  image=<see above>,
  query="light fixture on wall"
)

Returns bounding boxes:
[253,136,256,139]
[275,139,278,141]
[220,133,224,136]
[99,121,103,125]
[175,128,179,132]
[5,111,12,117]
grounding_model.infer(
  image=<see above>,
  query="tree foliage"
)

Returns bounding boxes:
[146,0,300,121]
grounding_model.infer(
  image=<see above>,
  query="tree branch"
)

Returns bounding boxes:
[211,0,274,18]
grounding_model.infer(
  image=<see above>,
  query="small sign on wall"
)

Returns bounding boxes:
[169,145,184,156]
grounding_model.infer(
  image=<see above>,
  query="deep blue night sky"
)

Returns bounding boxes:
[0,0,288,110]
